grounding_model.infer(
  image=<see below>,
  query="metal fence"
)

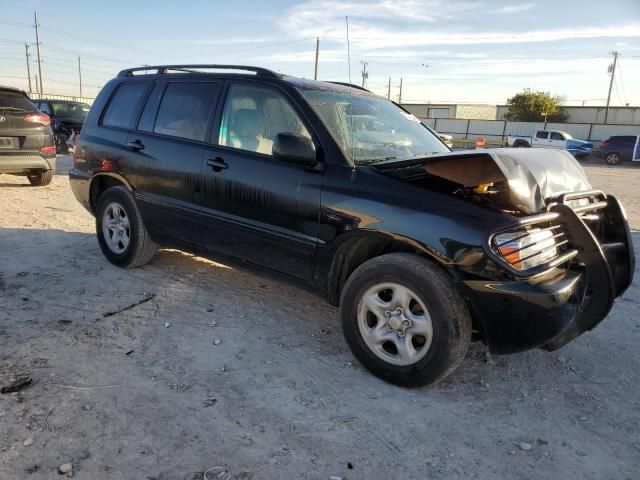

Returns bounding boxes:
[28,93,95,105]
[421,117,640,146]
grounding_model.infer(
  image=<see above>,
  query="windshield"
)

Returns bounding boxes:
[300,89,449,164]
[51,102,90,117]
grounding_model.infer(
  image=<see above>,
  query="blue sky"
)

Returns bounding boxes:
[1,0,639,105]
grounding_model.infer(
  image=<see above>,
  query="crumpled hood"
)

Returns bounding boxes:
[414,148,592,214]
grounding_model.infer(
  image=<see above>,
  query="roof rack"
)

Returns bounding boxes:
[117,64,281,78]
[326,81,371,93]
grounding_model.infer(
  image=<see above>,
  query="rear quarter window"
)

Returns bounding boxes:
[610,136,636,144]
[101,82,149,129]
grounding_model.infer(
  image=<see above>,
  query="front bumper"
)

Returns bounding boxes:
[463,192,634,354]
[0,154,56,174]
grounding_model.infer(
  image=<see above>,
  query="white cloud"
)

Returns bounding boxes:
[495,3,537,14]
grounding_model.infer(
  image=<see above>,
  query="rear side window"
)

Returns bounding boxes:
[38,102,51,114]
[152,82,219,142]
[0,91,36,112]
[536,131,548,139]
[102,82,149,129]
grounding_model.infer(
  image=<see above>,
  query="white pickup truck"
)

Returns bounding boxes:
[506,129,593,158]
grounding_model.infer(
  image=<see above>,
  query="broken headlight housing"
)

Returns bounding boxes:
[494,228,559,271]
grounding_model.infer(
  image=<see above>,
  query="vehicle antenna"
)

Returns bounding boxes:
[346,16,356,172]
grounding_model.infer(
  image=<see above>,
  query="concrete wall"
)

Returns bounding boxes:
[496,105,640,125]
[421,117,640,144]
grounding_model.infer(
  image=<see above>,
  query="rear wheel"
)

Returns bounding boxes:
[605,152,621,166]
[513,140,530,148]
[96,186,157,268]
[27,169,54,186]
[340,253,472,387]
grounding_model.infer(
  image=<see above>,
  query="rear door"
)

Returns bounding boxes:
[0,90,46,153]
[198,81,323,282]
[532,130,549,148]
[124,79,222,245]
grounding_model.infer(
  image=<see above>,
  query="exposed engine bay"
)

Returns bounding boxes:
[375,148,592,215]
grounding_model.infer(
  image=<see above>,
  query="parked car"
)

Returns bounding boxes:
[595,135,640,165]
[507,130,593,158]
[33,99,90,153]
[69,65,634,387]
[0,86,56,186]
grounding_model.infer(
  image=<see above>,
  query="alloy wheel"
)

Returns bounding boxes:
[356,282,433,366]
[102,202,131,254]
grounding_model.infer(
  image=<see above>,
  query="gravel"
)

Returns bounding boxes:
[0,156,638,479]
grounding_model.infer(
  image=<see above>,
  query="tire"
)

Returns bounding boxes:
[513,140,530,148]
[95,186,157,268]
[340,253,472,387]
[605,152,621,166]
[27,169,54,186]
[55,133,69,154]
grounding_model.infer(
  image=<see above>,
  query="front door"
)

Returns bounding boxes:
[199,82,323,282]
[124,80,222,245]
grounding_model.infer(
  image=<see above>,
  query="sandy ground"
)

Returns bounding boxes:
[1,155,639,479]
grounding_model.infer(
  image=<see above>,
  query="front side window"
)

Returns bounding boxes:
[153,82,219,142]
[300,88,448,164]
[550,132,565,141]
[102,82,149,129]
[219,84,310,156]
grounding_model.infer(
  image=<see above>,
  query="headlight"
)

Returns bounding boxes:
[494,228,558,270]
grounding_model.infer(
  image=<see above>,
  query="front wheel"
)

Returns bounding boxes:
[340,253,472,387]
[96,186,157,268]
[605,152,621,166]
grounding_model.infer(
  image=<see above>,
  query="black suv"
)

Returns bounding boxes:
[0,86,56,186]
[69,65,634,387]
[33,99,90,153]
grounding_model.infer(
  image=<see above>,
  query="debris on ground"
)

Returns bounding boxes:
[213,339,221,345]
[22,438,33,447]
[102,293,156,318]
[517,442,533,451]
[164,321,171,328]
[1,377,33,394]
[58,463,73,475]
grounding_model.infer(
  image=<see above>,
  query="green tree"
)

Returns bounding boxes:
[503,89,569,122]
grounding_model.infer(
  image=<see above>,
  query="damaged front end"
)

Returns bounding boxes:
[375,148,635,353]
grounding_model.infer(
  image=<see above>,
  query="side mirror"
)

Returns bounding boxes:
[272,133,318,167]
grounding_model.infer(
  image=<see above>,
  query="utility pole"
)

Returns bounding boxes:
[24,43,32,93]
[604,51,619,124]
[398,77,403,104]
[360,61,368,88]
[35,75,39,95]
[34,11,44,95]
[78,56,83,97]
[314,37,319,80]
[387,77,391,99]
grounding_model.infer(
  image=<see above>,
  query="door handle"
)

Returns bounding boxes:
[127,139,145,151]
[207,157,228,172]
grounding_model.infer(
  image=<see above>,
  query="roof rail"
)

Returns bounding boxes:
[117,64,281,78]
[326,81,371,93]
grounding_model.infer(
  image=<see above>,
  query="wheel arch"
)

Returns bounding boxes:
[326,231,451,306]
[89,173,134,213]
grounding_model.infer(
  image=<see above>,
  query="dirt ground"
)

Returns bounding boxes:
[1,155,639,479]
